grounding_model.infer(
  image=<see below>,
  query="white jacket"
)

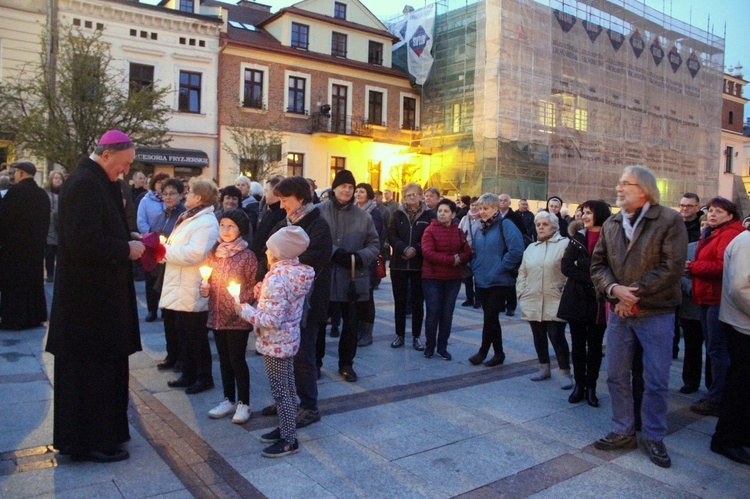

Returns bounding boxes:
[159,206,219,312]
[719,230,750,336]
[517,232,569,322]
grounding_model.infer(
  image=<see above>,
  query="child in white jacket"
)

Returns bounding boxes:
[237,226,314,458]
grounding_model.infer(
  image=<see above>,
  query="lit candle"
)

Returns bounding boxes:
[227,281,241,303]
[199,266,213,286]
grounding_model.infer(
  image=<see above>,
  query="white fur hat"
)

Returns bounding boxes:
[267,226,310,260]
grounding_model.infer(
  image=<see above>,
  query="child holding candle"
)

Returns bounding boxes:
[236,225,314,457]
[200,209,257,424]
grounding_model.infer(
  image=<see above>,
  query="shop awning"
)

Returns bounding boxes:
[135,147,209,168]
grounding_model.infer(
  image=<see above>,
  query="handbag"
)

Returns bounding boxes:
[375,255,387,279]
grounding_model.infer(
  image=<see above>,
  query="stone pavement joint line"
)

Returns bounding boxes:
[458,453,597,498]
[238,358,544,432]
[128,375,265,499]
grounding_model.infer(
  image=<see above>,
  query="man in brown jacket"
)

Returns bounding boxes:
[590,165,687,469]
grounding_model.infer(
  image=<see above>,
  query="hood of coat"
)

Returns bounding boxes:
[396,202,427,221]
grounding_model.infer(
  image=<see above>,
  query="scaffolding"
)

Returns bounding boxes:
[402,0,725,205]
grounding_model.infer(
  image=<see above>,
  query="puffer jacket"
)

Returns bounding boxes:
[591,204,687,316]
[318,199,379,302]
[470,216,524,289]
[239,258,315,358]
[689,220,745,306]
[205,246,257,330]
[388,203,434,271]
[421,219,472,280]
[517,232,569,322]
[159,206,219,312]
[136,190,165,234]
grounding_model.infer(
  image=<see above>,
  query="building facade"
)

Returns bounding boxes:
[215,0,421,189]
[718,69,749,211]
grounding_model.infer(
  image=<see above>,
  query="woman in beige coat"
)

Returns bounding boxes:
[517,211,572,388]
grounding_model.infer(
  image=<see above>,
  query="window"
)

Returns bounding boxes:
[331,84,348,133]
[288,76,306,114]
[402,97,417,130]
[178,71,201,113]
[729,111,734,124]
[243,68,264,109]
[537,100,556,129]
[330,156,346,183]
[575,108,588,131]
[291,23,309,50]
[450,103,462,133]
[287,153,304,177]
[368,41,383,65]
[129,63,154,95]
[368,91,383,126]
[334,2,347,19]
[725,146,734,173]
[84,20,92,29]
[179,0,194,13]
[331,32,347,58]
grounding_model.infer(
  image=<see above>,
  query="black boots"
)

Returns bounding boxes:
[568,385,599,407]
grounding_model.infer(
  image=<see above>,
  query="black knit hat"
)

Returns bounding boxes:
[356,182,375,200]
[220,209,250,236]
[332,169,356,190]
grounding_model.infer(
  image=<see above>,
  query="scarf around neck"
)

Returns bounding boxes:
[480,212,500,234]
[175,204,209,228]
[621,202,650,241]
[403,201,424,225]
[215,236,248,258]
[287,202,315,225]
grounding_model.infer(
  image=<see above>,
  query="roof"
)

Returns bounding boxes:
[256,6,399,42]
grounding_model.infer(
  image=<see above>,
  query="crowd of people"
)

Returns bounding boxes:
[1,136,750,468]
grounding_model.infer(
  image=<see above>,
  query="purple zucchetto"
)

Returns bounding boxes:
[98,130,132,145]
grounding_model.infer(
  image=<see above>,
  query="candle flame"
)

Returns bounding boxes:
[199,266,213,280]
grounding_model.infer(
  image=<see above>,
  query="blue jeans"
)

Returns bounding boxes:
[605,312,673,441]
[422,279,462,354]
[701,305,729,403]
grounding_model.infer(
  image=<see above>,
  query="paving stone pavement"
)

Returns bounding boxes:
[1,277,749,498]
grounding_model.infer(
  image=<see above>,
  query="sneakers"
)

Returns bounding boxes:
[232,402,252,424]
[690,398,721,417]
[641,438,671,468]
[208,398,236,419]
[262,438,299,458]
[436,350,452,361]
[412,337,425,351]
[594,431,637,451]
[556,368,573,389]
[530,363,551,381]
[260,427,281,443]
[296,408,321,428]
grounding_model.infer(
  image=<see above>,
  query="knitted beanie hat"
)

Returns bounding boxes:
[220,209,250,236]
[332,169,356,190]
[266,226,310,260]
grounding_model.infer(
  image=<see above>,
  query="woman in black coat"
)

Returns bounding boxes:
[557,200,611,407]
[265,176,332,426]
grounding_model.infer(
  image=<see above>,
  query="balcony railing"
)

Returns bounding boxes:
[309,114,373,137]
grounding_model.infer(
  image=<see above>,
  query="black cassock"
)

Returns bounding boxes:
[46,157,141,456]
[0,177,51,329]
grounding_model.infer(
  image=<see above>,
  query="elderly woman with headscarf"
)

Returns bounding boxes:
[234,175,259,231]
[517,210,572,388]
[545,196,568,237]
[468,193,525,367]
[161,178,220,395]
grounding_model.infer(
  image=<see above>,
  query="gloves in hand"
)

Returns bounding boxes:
[332,248,351,267]
[354,253,364,268]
